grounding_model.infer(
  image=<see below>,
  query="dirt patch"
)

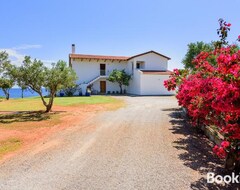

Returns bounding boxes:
[0,102,121,163]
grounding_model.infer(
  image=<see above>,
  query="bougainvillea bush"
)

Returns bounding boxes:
[164,19,240,170]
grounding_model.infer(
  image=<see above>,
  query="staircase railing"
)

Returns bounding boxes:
[86,75,108,86]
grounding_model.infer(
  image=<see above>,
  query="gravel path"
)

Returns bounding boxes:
[0,96,202,190]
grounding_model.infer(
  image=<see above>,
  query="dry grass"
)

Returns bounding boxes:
[0,96,124,130]
[0,96,125,161]
[0,138,22,158]
[103,99,125,111]
[0,111,63,130]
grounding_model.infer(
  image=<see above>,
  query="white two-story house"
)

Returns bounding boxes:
[69,44,174,95]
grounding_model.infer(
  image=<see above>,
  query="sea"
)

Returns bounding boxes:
[0,88,48,99]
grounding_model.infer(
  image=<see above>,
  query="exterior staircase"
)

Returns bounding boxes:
[79,75,108,95]
[86,75,108,86]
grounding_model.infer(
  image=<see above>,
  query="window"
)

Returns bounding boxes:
[136,61,144,69]
[136,63,140,69]
[100,64,106,76]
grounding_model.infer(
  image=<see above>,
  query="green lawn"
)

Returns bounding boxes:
[0,96,120,111]
[53,96,118,106]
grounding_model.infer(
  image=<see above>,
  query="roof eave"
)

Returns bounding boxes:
[127,50,171,60]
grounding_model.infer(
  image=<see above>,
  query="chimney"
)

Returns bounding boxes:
[72,44,75,54]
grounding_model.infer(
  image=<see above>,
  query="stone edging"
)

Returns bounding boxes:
[181,107,224,145]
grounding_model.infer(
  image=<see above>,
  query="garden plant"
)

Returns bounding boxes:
[164,19,240,171]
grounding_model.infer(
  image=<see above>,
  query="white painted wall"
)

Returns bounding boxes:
[106,62,128,76]
[92,80,100,92]
[128,52,168,71]
[72,59,128,84]
[140,74,175,95]
[106,80,124,93]
[72,60,99,84]
[127,69,141,95]
[72,52,172,95]
[91,79,124,94]
[126,52,169,95]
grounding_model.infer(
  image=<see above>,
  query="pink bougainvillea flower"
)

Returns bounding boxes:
[164,22,240,161]
[217,147,227,159]
[221,141,230,149]
[213,145,227,159]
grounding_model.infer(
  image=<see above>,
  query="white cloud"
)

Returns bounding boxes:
[0,48,25,66]
[41,59,57,67]
[12,44,42,50]
[0,44,56,67]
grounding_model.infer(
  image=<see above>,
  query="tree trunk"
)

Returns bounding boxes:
[45,94,55,113]
[2,89,10,100]
[39,93,48,111]
[46,104,52,112]
[6,93,9,100]
[21,88,24,98]
[119,85,123,94]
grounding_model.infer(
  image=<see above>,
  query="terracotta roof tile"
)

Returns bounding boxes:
[69,54,130,60]
[140,70,172,75]
[69,50,171,61]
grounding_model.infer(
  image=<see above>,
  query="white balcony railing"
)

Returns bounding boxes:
[100,70,106,76]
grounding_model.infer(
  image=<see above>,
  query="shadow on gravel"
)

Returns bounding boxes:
[167,108,239,190]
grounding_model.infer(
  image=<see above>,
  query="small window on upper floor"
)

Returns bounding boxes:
[136,63,140,69]
[136,61,144,69]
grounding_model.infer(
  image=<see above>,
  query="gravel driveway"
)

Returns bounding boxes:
[0,96,203,190]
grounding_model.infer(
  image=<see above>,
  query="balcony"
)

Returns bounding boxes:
[100,70,106,76]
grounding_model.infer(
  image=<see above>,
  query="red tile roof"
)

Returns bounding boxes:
[69,50,171,61]
[69,54,130,61]
[140,70,172,75]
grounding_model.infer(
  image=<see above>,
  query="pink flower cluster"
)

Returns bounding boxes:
[164,45,240,159]
[213,141,230,159]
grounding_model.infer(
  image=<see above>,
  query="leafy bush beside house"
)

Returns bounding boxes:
[108,69,131,94]
[63,85,79,97]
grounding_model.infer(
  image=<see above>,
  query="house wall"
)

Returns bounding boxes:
[72,52,171,95]
[106,62,128,76]
[127,69,141,95]
[140,74,175,95]
[92,80,100,93]
[72,59,128,84]
[91,79,124,94]
[72,60,99,84]
[129,52,168,71]
[125,53,170,95]
[106,80,124,93]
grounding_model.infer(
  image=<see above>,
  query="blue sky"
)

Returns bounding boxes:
[1,0,240,70]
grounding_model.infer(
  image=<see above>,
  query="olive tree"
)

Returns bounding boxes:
[17,56,77,112]
[0,78,14,100]
[108,69,131,94]
[0,51,14,100]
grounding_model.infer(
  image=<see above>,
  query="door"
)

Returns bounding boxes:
[100,81,106,93]
[100,64,106,76]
